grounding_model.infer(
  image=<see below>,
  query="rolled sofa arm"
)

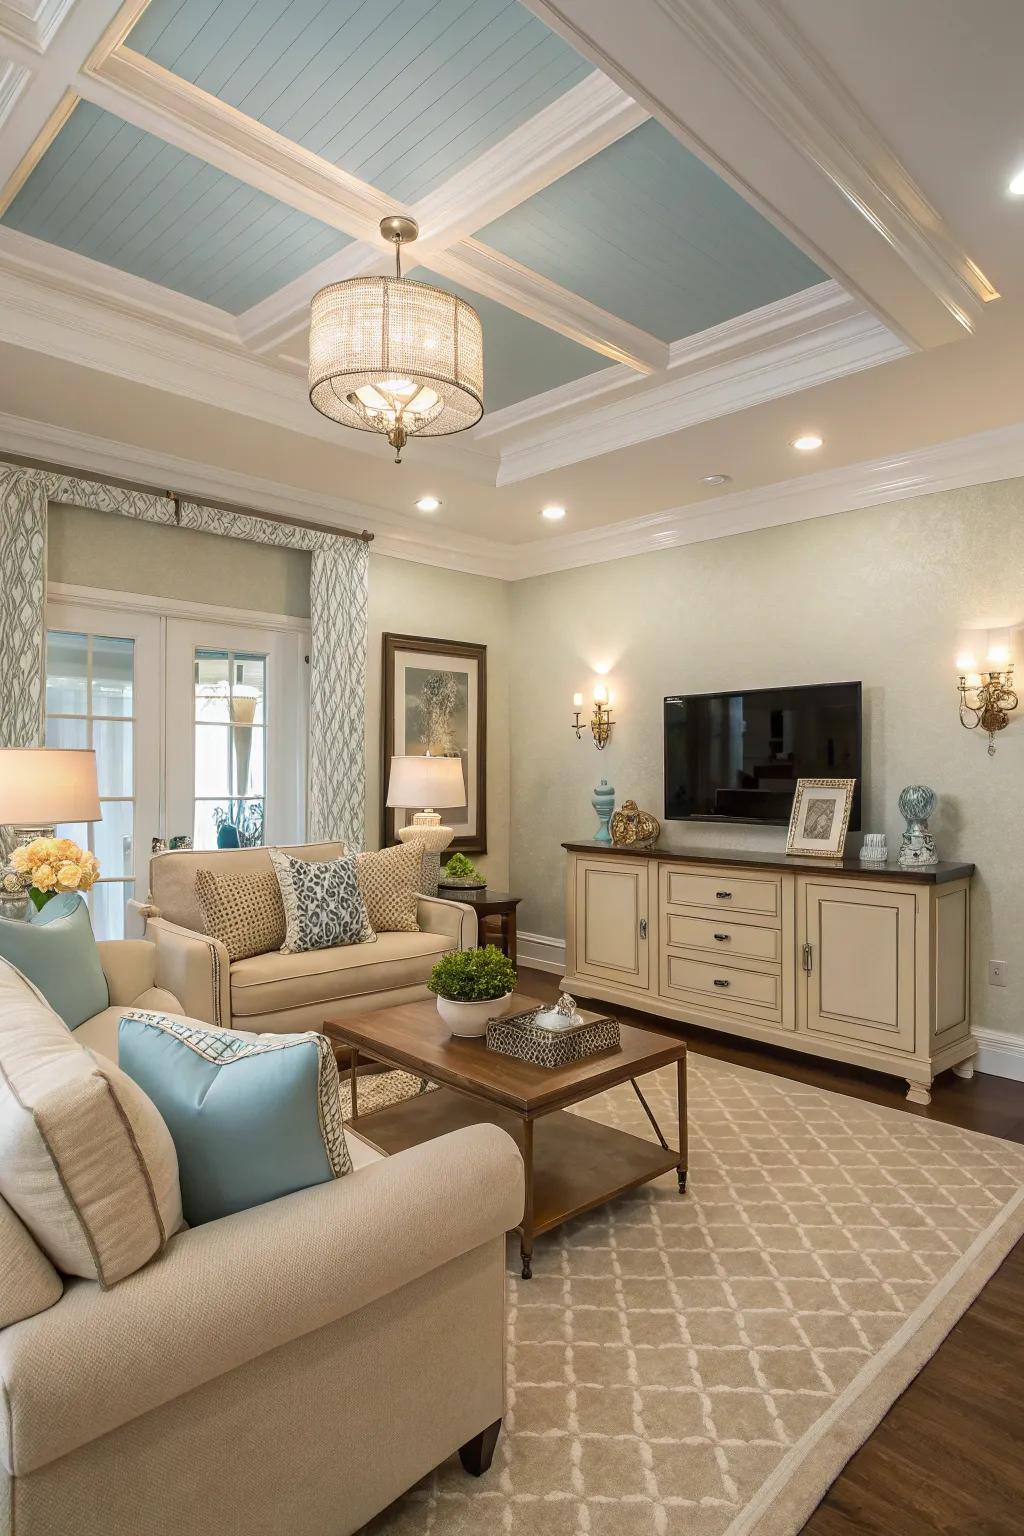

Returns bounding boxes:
[96,939,158,1004]
[144,917,231,1028]
[417,894,477,950]
[0,1124,524,1476]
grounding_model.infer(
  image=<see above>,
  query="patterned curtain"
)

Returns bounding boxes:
[0,463,369,851]
[0,466,48,855]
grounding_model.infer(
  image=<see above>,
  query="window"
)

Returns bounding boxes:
[193,649,267,849]
[44,630,136,938]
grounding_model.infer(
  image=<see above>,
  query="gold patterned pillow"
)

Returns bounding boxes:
[356,842,423,933]
[195,868,286,961]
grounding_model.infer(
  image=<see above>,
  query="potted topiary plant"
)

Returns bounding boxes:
[439,852,486,889]
[428,945,517,1037]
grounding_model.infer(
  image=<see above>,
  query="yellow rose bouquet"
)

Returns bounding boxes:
[9,837,100,912]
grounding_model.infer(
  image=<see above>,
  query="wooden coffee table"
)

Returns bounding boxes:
[323,993,687,1279]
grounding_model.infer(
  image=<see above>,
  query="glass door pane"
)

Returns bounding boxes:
[45,629,136,939]
[193,648,267,849]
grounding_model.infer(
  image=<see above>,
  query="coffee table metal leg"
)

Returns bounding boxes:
[520,1118,534,1279]
[350,1048,359,1120]
[677,1056,688,1193]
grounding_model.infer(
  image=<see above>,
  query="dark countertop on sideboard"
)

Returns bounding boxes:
[562,841,975,885]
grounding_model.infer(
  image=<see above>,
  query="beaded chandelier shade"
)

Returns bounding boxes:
[308,217,483,462]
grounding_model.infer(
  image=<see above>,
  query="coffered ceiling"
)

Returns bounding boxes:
[0,0,1020,576]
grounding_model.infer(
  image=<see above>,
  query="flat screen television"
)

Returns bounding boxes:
[664,681,862,827]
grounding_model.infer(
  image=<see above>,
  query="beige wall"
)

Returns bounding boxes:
[47,504,312,617]
[365,554,511,888]
[509,476,1024,1039]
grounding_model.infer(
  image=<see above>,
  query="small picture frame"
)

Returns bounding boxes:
[786,778,856,858]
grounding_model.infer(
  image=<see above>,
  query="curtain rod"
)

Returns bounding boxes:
[4,452,375,544]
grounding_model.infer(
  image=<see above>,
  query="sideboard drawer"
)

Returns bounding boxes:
[662,868,781,920]
[664,912,781,964]
[661,953,781,1012]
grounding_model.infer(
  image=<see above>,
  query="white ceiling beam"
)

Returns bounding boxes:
[522,0,997,350]
[413,70,647,252]
[430,238,667,373]
[79,47,402,242]
[236,241,388,354]
[0,0,79,55]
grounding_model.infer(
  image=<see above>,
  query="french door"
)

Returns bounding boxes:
[46,596,308,937]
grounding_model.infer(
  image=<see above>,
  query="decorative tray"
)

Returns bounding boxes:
[486,995,620,1068]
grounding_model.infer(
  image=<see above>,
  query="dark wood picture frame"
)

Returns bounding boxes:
[381,633,487,854]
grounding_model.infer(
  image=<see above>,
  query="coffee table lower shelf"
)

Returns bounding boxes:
[349,1087,682,1278]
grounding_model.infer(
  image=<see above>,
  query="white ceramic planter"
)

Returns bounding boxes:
[436,992,513,1038]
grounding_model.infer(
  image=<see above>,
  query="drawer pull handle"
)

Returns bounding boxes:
[713,932,731,942]
[639,917,648,940]
[716,890,733,900]
[713,978,730,988]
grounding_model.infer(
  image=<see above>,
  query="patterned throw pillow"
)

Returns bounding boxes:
[269,849,375,954]
[195,868,285,961]
[119,1013,351,1226]
[356,841,423,933]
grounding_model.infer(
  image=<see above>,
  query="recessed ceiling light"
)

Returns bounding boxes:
[701,473,732,486]
[541,505,566,521]
[415,496,441,512]
[1009,167,1024,196]
[791,434,823,452]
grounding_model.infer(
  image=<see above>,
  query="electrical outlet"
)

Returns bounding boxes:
[988,960,1008,988]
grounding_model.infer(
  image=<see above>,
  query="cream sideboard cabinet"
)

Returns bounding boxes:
[563,842,975,1104]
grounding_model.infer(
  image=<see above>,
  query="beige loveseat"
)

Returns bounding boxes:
[0,954,524,1536]
[130,840,477,1033]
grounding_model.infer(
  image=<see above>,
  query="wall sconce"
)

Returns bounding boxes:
[571,686,615,749]
[957,647,1018,755]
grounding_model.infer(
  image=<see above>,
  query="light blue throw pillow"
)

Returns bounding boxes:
[118,1012,352,1226]
[0,893,108,1030]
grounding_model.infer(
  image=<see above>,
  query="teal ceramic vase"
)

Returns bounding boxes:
[592,778,615,845]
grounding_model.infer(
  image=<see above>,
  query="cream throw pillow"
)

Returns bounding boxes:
[0,1194,62,1326]
[195,867,286,961]
[0,960,182,1288]
[356,841,423,933]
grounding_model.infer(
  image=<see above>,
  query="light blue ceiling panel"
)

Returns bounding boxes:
[412,267,612,413]
[127,0,592,203]
[475,120,827,342]
[2,101,352,313]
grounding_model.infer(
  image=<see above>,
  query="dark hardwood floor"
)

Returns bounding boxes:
[517,965,1024,1536]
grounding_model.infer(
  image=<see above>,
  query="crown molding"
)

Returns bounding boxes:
[654,0,997,326]
[525,0,995,350]
[508,421,1024,577]
[0,57,30,128]
[496,294,906,484]
[0,412,516,578]
[0,0,77,53]
[3,407,1022,585]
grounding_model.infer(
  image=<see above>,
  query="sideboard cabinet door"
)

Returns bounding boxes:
[573,857,650,991]
[798,879,917,1053]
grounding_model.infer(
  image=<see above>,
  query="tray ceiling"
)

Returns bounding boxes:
[475,119,826,342]
[126,0,592,202]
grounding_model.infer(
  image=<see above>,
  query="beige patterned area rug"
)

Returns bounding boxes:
[362,1055,1024,1536]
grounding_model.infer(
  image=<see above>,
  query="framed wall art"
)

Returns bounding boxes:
[381,633,487,854]
[786,777,856,858]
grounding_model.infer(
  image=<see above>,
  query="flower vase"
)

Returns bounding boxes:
[592,778,615,845]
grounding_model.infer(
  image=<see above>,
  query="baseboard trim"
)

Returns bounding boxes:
[517,931,567,976]
[516,932,1024,1082]
[974,1027,1024,1083]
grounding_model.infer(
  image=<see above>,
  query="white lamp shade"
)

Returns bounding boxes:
[0,748,101,824]
[386,754,466,810]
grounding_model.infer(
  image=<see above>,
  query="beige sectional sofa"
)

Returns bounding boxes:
[0,954,524,1536]
[130,841,477,1032]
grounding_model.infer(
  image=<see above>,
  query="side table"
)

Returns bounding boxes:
[437,887,521,966]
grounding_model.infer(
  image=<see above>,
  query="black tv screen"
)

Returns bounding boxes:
[664,682,862,827]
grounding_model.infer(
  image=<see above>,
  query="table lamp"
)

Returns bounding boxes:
[387,754,467,896]
[0,748,101,844]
